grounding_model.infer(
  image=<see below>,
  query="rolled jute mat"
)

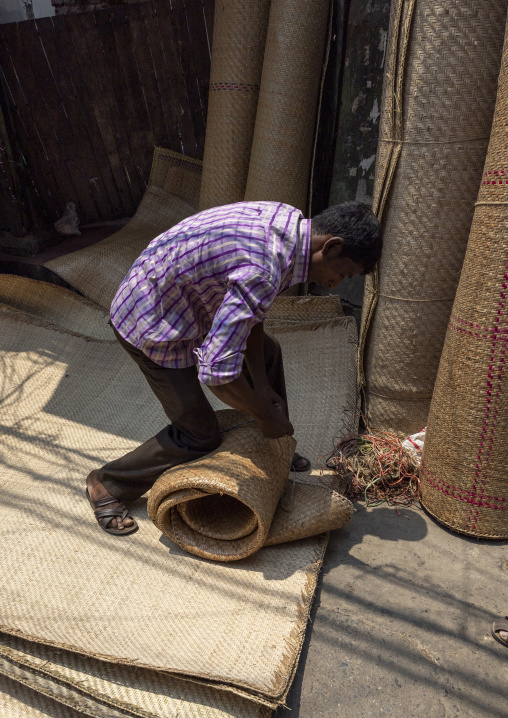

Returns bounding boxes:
[45,148,201,309]
[419,19,508,540]
[199,0,271,210]
[148,410,354,562]
[244,0,331,213]
[359,0,508,433]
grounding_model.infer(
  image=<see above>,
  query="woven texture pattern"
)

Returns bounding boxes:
[244,0,330,213]
[0,632,268,718]
[420,21,508,540]
[0,275,111,341]
[199,0,271,210]
[45,148,201,309]
[149,410,353,562]
[360,0,508,432]
[0,288,356,709]
[0,672,86,718]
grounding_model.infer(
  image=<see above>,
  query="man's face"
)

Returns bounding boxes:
[308,236,364,289]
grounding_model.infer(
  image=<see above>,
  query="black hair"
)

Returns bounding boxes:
[311,200,382,274]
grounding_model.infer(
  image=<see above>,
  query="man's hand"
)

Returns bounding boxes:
[208,375,294,439]
[256,404,294,439]
[254,385,293,438]
[208,321,294,439]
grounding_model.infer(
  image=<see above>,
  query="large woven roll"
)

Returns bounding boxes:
[360,0,508,432]
[420,20,508,540]
[244,0,330,213]
[199,0,271,210]
[148,410,354,562]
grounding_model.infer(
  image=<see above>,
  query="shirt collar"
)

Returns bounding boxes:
[290,218,311,285]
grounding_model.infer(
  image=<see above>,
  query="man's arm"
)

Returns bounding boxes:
[208,372,293,439]
[196,271,292,438]
[208,322,293,439]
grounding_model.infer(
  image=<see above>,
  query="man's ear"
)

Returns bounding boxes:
[322,236,344,258]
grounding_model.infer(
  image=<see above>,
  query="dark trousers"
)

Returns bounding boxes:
[98,328,288,501]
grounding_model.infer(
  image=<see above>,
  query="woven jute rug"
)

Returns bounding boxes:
[199,0,271,210]
[45,148,202,310]
[0,287,357,711]
[0,672,86,718]
[0,632,268,718]
[420,19,508,540]
[359,0,508,433]
[244,0,331,213]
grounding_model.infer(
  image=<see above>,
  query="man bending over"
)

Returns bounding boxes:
[86,200,382,535]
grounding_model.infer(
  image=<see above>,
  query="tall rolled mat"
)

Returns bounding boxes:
[359,0,508,433]
[148,410,354,562]
[199,0,271,210]
[420,22,508,540]
[244,0,331,213]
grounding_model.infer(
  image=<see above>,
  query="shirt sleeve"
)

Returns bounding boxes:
[194,269,278,386]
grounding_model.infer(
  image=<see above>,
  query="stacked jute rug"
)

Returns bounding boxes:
[0,275,357,716]
[420,18,508,540]
[359,0,508,432]
[45,148,202,310]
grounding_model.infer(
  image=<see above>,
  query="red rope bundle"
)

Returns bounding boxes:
[326,430,421,507]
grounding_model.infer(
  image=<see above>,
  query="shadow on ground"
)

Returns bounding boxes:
[277,504,508,718]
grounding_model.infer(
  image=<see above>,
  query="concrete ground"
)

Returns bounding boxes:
[278,503,507,718]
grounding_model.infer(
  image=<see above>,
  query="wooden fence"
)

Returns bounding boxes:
[0,0,213,225]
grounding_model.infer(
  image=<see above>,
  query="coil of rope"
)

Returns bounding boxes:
[325,429,421,508]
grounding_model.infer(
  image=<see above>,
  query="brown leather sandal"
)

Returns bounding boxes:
[86,489,138,536]
[290,453,311,472]
[492,617,508,647]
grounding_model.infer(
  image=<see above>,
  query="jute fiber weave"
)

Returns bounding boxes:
[0,275,111,341]
[359,0,508,432]
[0,289,356,709]
[244,0,331,213]
[0,632,268,718]
[199,0,271,210]
[0,672,86,718]
[45,148,202,309]
[149,410,353,562]
[420,20,508,540]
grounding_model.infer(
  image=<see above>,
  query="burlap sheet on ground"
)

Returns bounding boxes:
[45,148,202,310]
[420,20,508,540]
[360,0,508,432]
[0,286,357,712]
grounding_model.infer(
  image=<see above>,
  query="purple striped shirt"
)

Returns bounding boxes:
[111,201,311,386]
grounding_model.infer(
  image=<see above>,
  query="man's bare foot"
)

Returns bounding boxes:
[291,452,311,472]
[86,470,136,532]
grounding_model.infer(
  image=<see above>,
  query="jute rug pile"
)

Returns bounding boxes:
[0,276,357,716]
